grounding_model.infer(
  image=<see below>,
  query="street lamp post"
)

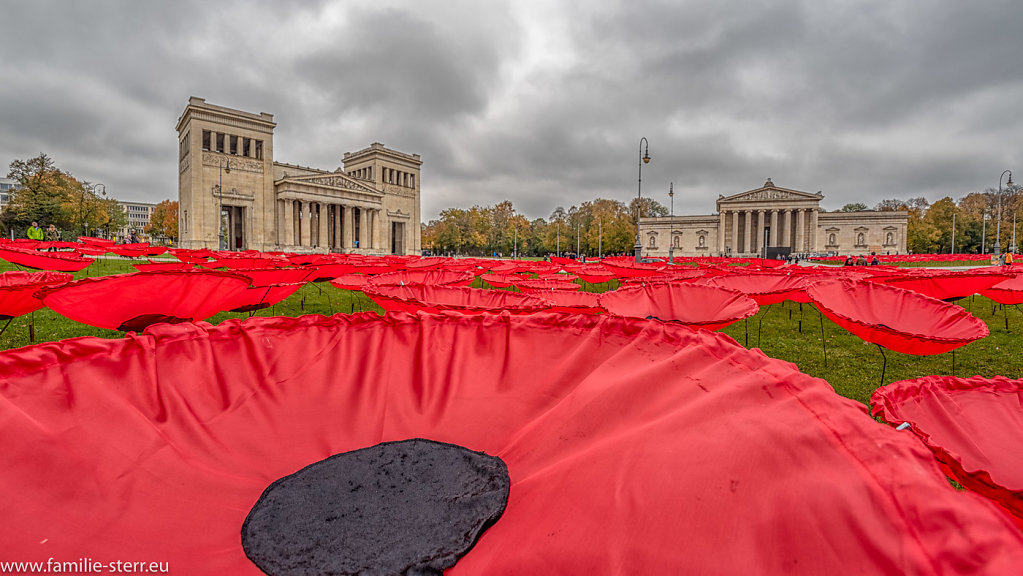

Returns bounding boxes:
[85,183,105,237]
[668,182,674,264]
[216,159,232,250]
[951,211,956,255]
[982,211,987,254]
[996,169,1012,255]
[598,218,602,259]
[634,137,650,263]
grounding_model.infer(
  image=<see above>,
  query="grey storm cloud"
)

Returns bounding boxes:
[2,0,1022,221]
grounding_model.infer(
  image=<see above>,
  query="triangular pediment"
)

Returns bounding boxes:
[277,173,381,196]
[718,180,823,205]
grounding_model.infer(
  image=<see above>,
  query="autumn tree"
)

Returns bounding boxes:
[147,200,179,240]
[839,202,868,212]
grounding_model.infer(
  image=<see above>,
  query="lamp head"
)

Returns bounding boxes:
[224,163,231,174]
[669,182,673,198]
[642,153,651,164]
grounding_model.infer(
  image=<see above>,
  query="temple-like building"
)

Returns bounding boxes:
[176,97,422,254]
[638,179,907,258]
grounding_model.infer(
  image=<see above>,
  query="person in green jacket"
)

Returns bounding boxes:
[26,221,44,240]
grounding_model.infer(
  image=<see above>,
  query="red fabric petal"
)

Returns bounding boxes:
[0,271,73,318]
[871,376,1023,521]
[0,245,93,272]
[807,279,989,354]
[0,313,1020,574]
[600,282,759,330]
[37,271,253,331]
[363,285,549,314]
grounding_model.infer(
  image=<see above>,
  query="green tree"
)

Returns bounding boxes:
[3,153,81,234]
[838,202,868,212]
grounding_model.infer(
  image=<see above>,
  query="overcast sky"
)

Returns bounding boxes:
[2,0,1022,221]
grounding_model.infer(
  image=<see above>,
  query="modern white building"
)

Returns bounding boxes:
[118,201,155,240]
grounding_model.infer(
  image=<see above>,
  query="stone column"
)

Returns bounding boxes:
[362,208,374,251]
[786,210,795,248]
[317,203,328,249]
[755,210,766,255]
[718,212,726,253]
[284,199,295,246]
[795,209,805,252]
[299,202,311,247]
[743,210,752,255]
[342,205,354,249]
[276,199,286,246]
[769,210,779,247]
[334,205,343,249]
[731,211,739,254]
[374,209,386,252]
[810,209,819,251]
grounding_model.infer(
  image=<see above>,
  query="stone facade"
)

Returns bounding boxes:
[639,179,907,258]
[175,97,421,254]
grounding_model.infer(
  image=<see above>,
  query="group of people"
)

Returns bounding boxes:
[843,253,881,266]
[26,222,61,251]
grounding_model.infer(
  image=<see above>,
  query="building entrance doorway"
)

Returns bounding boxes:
[221,206,246,250]
[391,222,405,255]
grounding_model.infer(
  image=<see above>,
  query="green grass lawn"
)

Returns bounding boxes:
[2,258,1018,407]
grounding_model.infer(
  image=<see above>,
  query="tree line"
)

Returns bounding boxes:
[4,154,178,241]
[422,198,668,257]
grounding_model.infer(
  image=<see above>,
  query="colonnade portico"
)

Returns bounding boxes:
[719,206,819,255]
[277,197,383,251]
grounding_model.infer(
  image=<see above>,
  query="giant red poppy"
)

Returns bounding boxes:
[0,313,1021,574]
[515,279,582,292]
[368,269,475,287]
[807,279,989,355]
[535,290,603,315]
[363,285,550,315]
[0,245,93,272]
[882,271,1012,301]
[0,271,73,319]
[222,283,306,313]
[600,282,759,330]
[980,273,1023,304]
[37,270,253,331]
[328,273,373,291]
[703,272,812,304]
[871,375,1023,522]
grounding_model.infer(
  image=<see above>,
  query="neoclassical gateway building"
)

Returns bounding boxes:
[176,97,421,254]
[638,179,908,258]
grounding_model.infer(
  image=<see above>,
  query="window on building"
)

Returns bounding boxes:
[216,133,225,153]
[202,130,211,151]
[242,138,251,157]
[230,135,238,155]
[254,140,263,160]
[183,210,188,232]
[180,132,190,160]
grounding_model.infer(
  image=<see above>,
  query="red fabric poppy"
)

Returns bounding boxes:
[515,279,582,292]
[368,269,475,287]
[77,236,116,246]
[0,245,93,272]
[37,271,253,331]
[328,274,373,291]
[222,283,306,313]
[228,267,317,287]
[1,313,1021,574]
[108,245,168,258]
[363,285,550,315]
[883,271,1013,300]
[871,375,1023,522]
[535,290,603,314]
[0,271,73,319]
[133,261,196,273]
[703,272,811,305]
[601,259,665,278]
[479,273,520,288]
[806,279,989,354]
[201,256,290,270]
[981,273,1023,304]
[600,282,758,330]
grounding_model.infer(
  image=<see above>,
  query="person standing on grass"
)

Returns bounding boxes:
[44,223,60,251]
[26,221,43,241]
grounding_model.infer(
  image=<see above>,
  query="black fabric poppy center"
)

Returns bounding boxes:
[242,438,510,576]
